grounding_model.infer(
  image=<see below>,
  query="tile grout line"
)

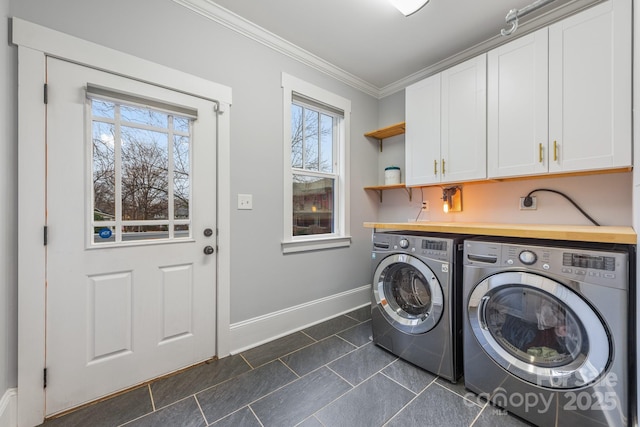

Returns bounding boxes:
[468,400,491,427]
[332,332,361,349]
[378,369,429,396]
[380,367,439,427]
[147,383,156,412]
[247,405,266,427]
[433,381,486,409]
[193,394,208,426]
[278,356,303,378]
[239,352,255,369]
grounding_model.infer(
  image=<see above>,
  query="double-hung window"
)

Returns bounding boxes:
[282,73,351,253]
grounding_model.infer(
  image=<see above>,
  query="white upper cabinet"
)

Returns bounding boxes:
[441,55,487,183]
[488,28,548,178]
[488,0,631,179]
[405,73,441,186]
[548,0,631,173]
[405,55,487,186]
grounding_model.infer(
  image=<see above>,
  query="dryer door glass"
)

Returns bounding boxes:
[373,254,444,334]
[468,271,611,389]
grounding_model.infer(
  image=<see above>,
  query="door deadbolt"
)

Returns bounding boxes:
[203,245,215,255]
[204,228,213,237]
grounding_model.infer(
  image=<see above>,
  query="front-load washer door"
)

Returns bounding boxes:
[467,271,611,389]
[373,253,444,335]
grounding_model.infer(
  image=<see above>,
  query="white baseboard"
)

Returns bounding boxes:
[0,389,17,427]
[229,284,371,354]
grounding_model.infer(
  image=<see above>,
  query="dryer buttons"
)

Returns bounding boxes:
[399,239,410,249]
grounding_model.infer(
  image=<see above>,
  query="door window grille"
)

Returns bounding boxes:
[88,86,196,245]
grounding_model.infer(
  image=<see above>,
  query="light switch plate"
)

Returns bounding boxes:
[238,194,253,210]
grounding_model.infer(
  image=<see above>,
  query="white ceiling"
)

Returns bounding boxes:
[176,0,603,97]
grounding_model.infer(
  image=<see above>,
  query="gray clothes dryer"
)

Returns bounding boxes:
[371,231,466,382]
[463,237,634,427]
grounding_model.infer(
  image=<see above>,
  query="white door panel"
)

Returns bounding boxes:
[45,57,217,415]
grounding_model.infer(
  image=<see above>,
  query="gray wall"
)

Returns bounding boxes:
[1,0,18,396]
[7,0,379,333]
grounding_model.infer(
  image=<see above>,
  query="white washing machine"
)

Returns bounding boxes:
[463,237,634,427]
[371,231,466,382]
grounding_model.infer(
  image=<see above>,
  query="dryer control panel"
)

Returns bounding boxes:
[464,240,628,290]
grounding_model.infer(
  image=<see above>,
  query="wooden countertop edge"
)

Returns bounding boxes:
[363,222,637,245]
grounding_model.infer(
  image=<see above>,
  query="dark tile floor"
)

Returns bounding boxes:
[40,306,532,427]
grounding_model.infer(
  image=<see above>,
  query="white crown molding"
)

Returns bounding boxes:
[173,0,382,98]
[174,0,604,100]
[379,0,604,97]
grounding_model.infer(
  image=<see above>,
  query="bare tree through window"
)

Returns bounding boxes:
[91,98,192,243]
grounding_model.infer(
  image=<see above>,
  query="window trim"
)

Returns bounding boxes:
[281,73,351,253]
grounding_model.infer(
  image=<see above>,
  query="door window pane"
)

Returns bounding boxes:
[90,96,193,245]
[92,122,116,219]
[120,104,168,128]
[121,127,169,221]
[174,134,190,220]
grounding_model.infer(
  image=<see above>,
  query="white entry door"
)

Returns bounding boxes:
[45,57,218,416]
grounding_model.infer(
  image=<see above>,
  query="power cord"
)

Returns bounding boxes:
[523,188,600,226]
[415,187,425,221]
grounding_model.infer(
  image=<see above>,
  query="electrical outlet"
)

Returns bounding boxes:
[519,196,537,210]
[422,201,429,211]
[238,194,253,210]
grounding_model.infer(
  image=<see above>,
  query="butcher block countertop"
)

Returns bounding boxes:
[363,222,637,244]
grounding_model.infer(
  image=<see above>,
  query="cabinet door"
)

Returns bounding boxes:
[441,54,487,183]
[405,73,441,186]
[488,28,548,178]
[548,0,631,173]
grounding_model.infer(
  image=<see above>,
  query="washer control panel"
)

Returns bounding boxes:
[372,232,454,263]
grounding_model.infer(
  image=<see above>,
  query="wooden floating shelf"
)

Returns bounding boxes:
[364,183,412,203]
[364,121,405,151]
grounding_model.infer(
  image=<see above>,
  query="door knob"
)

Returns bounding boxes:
[203,245,215,255]
[204,228,213,237]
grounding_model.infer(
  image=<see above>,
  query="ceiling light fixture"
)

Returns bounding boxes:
[389,0,430,16]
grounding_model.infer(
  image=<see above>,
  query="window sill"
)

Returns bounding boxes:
[281,235,351,254]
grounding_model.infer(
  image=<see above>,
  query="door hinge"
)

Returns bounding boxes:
[44,226,48,246]
[44,83,48,104]
[43,368,47,388]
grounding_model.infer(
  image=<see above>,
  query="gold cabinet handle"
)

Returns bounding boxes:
[539,143,543,163]
[553,140,558,161]
[434,159,437,175]
[442,158,446,175]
